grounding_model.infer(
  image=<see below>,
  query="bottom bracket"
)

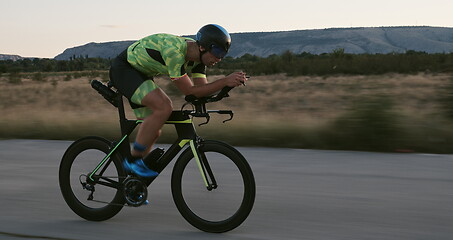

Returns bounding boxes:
[123,177,148,207]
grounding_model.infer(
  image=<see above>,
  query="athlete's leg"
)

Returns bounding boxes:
[123,88,172,178]
[132,88,173,158]
[109,51,167,178]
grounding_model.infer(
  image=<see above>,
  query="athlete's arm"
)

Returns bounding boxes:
[193,77,208,86]
[173,72,246,98]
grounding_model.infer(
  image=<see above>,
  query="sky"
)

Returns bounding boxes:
[1,0,453,58]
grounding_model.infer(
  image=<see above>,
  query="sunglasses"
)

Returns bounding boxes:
[210,45,227,59]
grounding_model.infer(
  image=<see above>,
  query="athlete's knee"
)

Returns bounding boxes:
[141,90,173,117]
[152,95,173,116]
[156,101,173,118]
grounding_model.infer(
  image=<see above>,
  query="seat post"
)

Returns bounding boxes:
[116,94,129,136]
[115,93,136,158]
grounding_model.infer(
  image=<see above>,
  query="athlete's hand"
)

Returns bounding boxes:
[224,72,247,87]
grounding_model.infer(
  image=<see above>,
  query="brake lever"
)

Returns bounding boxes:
[198,115,211,126]
[222,112,234,123]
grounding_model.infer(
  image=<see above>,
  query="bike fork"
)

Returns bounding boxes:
[189,139,217,191]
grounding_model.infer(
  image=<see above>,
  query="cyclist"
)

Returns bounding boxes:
[109,24,247,177]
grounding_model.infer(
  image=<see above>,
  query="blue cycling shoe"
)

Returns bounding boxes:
[123,159,159,178]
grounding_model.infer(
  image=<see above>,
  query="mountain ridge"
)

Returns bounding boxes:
[0,54,26,61]
[54,26,453,60]
[3,26,453,61]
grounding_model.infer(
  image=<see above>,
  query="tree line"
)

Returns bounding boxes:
[0,57,111,73]
[212,50,453,76]
[2,50,453,76]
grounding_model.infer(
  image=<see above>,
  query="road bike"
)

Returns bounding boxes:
[58,80,256,233]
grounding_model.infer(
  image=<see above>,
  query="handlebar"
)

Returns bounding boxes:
[184,86,234,104]
[183,86,236,126]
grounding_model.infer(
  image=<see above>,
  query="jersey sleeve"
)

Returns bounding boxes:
[191,62,207,79]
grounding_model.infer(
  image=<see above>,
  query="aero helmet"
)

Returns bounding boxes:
[196,24,231,59]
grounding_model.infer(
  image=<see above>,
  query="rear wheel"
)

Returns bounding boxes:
[59,137,126,221]
[171,140,256,233]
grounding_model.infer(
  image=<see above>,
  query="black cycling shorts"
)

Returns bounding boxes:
[109,50,153,108]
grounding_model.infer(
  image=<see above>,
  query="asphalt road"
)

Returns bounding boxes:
[0,139,452,240]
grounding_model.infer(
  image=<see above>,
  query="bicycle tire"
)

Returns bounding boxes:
[59,136,126,221]
[171,140,256,233]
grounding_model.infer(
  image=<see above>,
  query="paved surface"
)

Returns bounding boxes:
[0,139,453,240]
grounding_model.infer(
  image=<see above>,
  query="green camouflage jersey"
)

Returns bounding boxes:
[127,33,206,80]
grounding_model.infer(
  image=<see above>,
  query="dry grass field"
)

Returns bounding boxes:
[1,72,453,152]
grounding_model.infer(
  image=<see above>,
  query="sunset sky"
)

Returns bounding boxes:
[1,0,452,58]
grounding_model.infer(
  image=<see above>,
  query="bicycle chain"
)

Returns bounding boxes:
[87,198,146,207]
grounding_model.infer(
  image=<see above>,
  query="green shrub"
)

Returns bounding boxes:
[8,72,21,84]
[32,72,46,82]
[323,94,402,151]
[64,74,72,81]
[438,76,453,120]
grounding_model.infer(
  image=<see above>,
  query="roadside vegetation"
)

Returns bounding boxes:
[2,50,453,153]
[2,50,453,76]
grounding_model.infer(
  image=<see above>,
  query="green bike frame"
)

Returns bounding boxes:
[87,92,224,189]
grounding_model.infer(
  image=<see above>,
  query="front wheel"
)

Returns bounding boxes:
[171,140,256,233]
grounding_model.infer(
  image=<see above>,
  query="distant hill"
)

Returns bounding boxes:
[30,26,453,60]
[0,54,25,61]
[228,26,453,57]
[54,41,135,60]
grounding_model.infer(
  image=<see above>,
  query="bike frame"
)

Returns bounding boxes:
[88,92,223,190]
